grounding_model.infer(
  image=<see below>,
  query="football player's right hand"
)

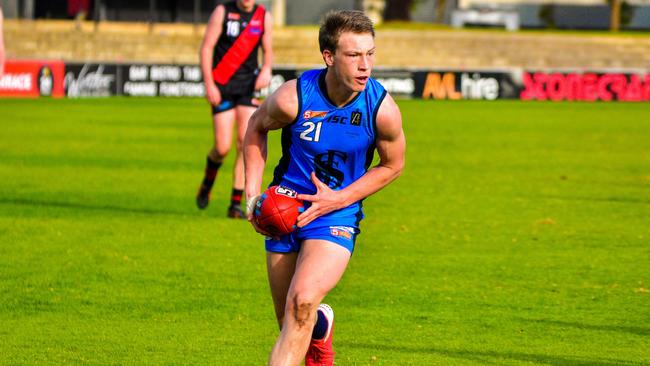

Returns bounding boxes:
[206,83,222,106]
[245,194,261,220]
[246,195,271,237]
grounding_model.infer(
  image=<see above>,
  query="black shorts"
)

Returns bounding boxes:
[212,75,258,114]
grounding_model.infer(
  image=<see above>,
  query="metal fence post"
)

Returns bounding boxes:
[149,0,157,33]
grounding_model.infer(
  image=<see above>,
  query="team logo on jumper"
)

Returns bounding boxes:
[228,13,241,20]
[303,110,328,120]
[330,226,354,240]
[314,150,347,189]
[350,111,362,126]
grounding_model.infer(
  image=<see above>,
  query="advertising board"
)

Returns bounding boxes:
[0,60,65,98]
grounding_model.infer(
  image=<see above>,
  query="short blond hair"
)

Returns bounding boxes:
[318,10,375,53]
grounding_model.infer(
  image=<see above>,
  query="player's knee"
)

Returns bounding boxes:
[213,145,230,159]
[207,148,224,164]
[289,292,318,329]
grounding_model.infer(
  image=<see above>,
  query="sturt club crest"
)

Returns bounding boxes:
[314,150,348,189]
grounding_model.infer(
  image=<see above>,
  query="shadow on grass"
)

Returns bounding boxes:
[347,343,643,365]
[0,197,191,217]
[524,318,650,337]
[540,194,650,205]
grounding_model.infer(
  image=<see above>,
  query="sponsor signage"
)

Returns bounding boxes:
[0,60,65,98]
[120,64,205,97]
[413,71,519,101]
[372,70,416,98]
[64,64,118,97]
[259,68,417,99]
[2,63,648,103]
[258,69,302,98]
[520,72,650,102]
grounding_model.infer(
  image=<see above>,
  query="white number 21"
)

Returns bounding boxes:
[300,121,322,142]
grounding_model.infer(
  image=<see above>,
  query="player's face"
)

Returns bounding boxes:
[236,0,255,11]
[329,32,376,93]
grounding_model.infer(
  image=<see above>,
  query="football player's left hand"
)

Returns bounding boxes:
[296,172,347,228]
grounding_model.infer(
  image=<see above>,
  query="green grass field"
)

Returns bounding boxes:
[1,98,649,365]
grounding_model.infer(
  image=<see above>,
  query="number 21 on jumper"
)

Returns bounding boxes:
[300,121,322,142]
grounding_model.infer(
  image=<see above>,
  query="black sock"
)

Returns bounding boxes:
[202,156,222,188]
[230,188,243,207]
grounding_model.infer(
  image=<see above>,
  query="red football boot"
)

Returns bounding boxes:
[305,304,335,366]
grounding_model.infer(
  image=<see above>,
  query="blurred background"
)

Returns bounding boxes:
[3,0,650,28]
[1,0,649,100]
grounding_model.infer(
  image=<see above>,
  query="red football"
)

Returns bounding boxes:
[254,186,305,236]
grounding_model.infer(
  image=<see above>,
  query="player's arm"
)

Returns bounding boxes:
[244,79,299,218]
[255,11,273,90]
[200,5,224,106]
[296,93,406,228]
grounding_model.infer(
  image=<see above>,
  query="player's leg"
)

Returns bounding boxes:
[210,108,237,161]
[304,303,335,366]
[227,104,256,218]
[267,251,298,328]
[268,239,351,366]
[196,106,235,209]
[266,233,300,328]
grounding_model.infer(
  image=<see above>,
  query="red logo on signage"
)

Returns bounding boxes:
[520,72,650,102]
[0,60,65,98]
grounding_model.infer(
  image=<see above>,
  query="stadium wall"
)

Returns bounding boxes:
[5,20,650,70]
[458,4,650,30]
[1,60,649,102]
